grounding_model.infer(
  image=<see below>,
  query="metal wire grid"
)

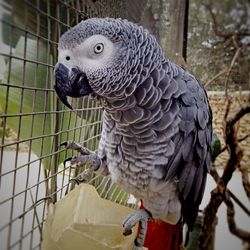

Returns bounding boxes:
[0,1,135,250]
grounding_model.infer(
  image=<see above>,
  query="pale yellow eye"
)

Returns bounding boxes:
[94,43,104,54]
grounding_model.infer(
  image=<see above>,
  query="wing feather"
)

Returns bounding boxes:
[164,72,212,230]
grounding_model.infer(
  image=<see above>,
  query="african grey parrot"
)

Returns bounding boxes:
[54,18,212,247]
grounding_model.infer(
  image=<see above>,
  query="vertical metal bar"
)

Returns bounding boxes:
[182,0,189,62]
[47,0,58,204]
[18,2,29,249]
[7,6,29,250]
[28,186,43,249]
[3,0,15,248]
[30,0,43,247]
[0,1,14,186]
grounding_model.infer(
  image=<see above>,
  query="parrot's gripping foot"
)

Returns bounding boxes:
[122,208,151,247]
[60,141,108,182]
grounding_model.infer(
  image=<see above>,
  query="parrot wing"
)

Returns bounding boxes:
[164,71,212,230]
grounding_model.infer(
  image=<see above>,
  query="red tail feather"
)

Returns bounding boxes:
[143,219,183,250]
[139,202,183,250]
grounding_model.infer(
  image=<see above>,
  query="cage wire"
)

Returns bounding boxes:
[0,1,139,250]
[1,1,249,250]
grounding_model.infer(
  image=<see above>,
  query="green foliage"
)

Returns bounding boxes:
[211,133,222,163]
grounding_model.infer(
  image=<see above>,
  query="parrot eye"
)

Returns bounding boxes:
[94,43,104,54]
[66,56,70,61]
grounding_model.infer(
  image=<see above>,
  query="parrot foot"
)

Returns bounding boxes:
[60,141,109,181]
[60,140,92,155]
[122,208,151,247]
[63,154,101,182]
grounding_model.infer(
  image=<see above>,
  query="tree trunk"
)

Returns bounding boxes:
[119,0,188,65]
[143,0,188,65]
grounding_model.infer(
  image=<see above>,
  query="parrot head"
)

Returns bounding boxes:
[54,18,145,109]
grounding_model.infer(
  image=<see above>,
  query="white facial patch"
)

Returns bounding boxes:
[57,49,76,69]
[72,34,116,72]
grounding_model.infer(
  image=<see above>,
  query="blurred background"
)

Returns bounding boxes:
[0,0,249,249]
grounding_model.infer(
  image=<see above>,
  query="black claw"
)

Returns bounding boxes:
[123,229,132,236]
[63,157,73,168]
[69,178,80,185]
[134,239,141,247]
[59,141,69,148]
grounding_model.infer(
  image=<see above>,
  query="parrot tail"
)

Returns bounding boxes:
[138,201,183,250]
[143,219,183,250]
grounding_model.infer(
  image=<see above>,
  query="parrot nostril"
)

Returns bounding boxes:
[66,56,70,61]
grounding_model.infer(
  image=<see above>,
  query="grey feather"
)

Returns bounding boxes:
[162,78,179,99]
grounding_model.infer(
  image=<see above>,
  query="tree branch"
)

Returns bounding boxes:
[200,105,250,249]
[228,106,250,128]
[204,69,227,88]
[199,181,224,249]
[227,189,250,217]
[209,131,250,160]
[210,166,250,216]
[239,165,250,200]
[224,192,250,242]
[222,105,250,186]
[203,1,231,39]
[202,1,250,38]
[238,132,250,143]
[224,48,242,97]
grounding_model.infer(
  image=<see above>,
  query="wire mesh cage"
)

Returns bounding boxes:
[0,1,139,249]
[1,1,249,250]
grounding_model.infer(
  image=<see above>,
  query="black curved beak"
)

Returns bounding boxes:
[54,63,93,109]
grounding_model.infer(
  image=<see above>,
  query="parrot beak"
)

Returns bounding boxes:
[54,63,93,109]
